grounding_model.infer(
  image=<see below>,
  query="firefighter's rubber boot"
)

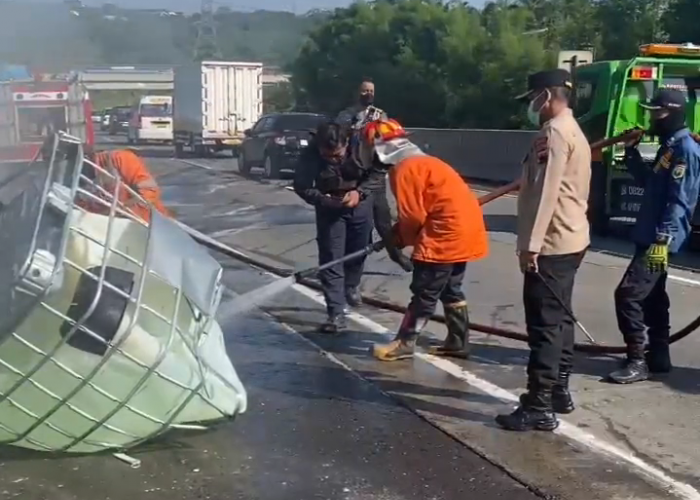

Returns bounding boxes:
[372,312,428,362]
[319,313,347,334]
[428,302,470,359]
[608,344,649,384]
[646,338,672,375]
[551,366,575,414]
[346,287,363,308]
[496,388,559,432]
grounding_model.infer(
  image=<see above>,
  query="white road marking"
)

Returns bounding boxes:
[207,223,266,239]
[472,189,700,288]
[668,274,700,286]
[288,281,700,500]
[177,218,700,498]
[178,159,214,170]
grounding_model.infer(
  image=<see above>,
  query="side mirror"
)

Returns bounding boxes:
[243,129,252,137]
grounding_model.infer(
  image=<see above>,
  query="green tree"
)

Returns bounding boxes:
[663,0,700,44]
[595,0,668,59]
[292,0,550,128]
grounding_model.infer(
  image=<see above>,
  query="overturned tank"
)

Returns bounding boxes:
[0,133,246,454]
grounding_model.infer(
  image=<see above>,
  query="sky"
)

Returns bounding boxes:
[30,0,488,14]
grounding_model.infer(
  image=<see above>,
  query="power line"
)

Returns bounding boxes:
[194,0,222,60]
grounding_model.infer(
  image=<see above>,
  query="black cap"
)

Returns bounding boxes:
[515,69,573,101]
[640,88,686,110]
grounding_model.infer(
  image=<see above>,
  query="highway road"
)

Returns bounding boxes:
[4,134,700,499]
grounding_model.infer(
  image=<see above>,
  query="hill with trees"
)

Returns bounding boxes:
[0,0,325,68]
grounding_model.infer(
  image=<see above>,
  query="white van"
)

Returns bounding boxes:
[127,95,173,144]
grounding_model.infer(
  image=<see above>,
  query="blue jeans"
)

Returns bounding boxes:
[315,198,374,315]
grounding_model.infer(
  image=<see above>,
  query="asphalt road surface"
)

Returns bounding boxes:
[5,134,700,500]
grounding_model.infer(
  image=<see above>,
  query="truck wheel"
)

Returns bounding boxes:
[238,150,251,175]
[174,142,184,158]
[194,144,206,157]
[262,154,280,180]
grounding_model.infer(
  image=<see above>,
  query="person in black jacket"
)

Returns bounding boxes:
[294,120,411,332]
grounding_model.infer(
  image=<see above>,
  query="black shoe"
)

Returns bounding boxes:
[552,367,575,414]
[608,358,649,384]
[345,288,362,308]
[496,391,559,432]
[319,314,346,333]
[646,345,672,374]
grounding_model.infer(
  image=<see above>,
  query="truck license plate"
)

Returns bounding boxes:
[610,179,644,218]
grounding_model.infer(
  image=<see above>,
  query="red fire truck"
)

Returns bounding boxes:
[0,72,94,162]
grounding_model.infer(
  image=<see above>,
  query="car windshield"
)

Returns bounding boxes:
[114,108,131,119]
[274,114,325,131]
[140,103,171,117]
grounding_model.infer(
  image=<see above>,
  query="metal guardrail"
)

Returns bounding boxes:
[406,128,537,184]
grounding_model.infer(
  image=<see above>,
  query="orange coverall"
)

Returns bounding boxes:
[389,154,488,263]
[372,153,489,362]
[91,149,171,222]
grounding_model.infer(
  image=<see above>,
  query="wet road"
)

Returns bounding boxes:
[0,139,545,499]
[7,134,700,499]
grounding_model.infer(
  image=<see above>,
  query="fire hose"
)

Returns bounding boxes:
[177,127,700,355]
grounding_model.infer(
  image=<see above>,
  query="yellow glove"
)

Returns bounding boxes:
[645,243,669,273]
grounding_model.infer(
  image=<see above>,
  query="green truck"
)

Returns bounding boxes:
[569,43,700,246]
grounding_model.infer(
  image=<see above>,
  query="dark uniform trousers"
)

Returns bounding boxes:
[614,247,670,349]
[408,261,467,317]
[524,250,586,390]
[315,197,374,315]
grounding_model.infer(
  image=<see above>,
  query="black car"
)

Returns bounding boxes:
[108,106,132,135]
[238,112,328,179]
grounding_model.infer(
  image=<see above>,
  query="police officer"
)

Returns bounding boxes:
[608,89,700,384]
[293,121,376,332]
[337,78,388,131]
[496,69,591,432]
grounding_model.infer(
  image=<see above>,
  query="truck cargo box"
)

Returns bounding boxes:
[173,61,263,157]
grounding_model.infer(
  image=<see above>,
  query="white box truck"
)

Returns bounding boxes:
[173,61,263,157]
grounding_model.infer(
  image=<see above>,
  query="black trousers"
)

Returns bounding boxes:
[407,260,467,318]
[614,247,670,348]
[524,251,585,390]
[315,198,374,315]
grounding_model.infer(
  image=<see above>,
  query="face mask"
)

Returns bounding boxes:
[649,110,685,137]
[526,90,549,128]
[359,93,374,106]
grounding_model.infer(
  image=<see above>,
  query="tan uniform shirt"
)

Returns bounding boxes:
[517,108,591,255]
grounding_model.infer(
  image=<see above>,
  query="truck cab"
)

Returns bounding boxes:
[572,43,700,243]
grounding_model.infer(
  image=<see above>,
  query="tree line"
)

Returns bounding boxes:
[0,1,324,69]
[289,0,700,129]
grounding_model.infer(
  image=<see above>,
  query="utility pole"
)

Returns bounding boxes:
[194,0,222,61]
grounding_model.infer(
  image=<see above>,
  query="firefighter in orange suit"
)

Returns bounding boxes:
[354,119,489,362]
[84,146,171,222]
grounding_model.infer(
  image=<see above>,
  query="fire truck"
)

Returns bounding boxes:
[0,70,94,162]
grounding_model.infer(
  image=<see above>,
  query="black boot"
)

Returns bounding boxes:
[608,344,649,384]
[319,312,347,334]
[496,387,559,432]
[345,287,362,308]
[428,302,470,359]
[552,366,575,414]
[645,330,673,375]
[372,311,427,361]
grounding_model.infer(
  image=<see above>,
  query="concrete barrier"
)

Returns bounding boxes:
[406,128,537,184]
